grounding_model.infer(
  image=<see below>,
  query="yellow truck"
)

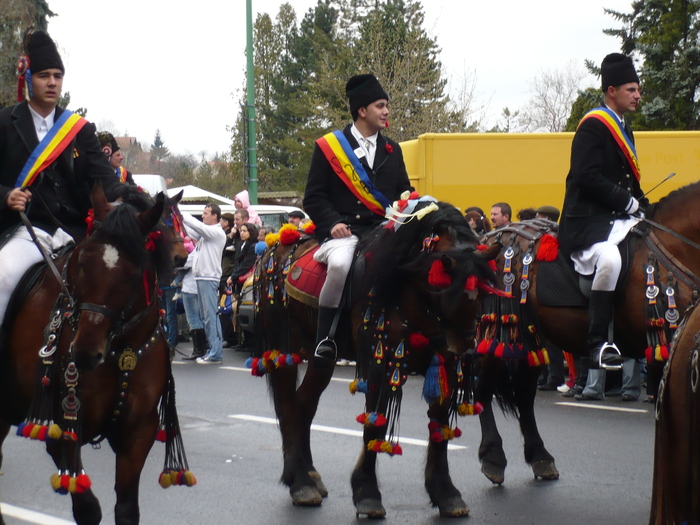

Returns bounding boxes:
[400,132,700,217]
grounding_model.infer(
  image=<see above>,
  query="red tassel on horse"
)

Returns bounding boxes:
[428,260,452,287]
[536,234,559,262]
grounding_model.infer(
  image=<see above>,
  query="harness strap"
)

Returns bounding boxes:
[645,230,700,290]
[641,217,700,252]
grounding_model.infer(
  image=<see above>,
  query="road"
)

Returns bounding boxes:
[1,343,655,524]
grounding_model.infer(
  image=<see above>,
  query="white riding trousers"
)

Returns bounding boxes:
[313,235,358,308]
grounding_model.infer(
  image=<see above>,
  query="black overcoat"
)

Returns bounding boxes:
[303,124,412,241]
[559,116,647,254]
[0,102,123,244]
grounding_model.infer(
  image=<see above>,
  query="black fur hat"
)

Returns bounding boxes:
[346,74,389,115]
[25,30,64,73]
[601,53,638,92]
[97,132,120,154]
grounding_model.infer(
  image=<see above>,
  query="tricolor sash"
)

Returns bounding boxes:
[15,110,88,188]
[579,107,641,181]
[316,130,391,216]
[117,166,128,183]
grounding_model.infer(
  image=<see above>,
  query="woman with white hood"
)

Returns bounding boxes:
[234,190,262,226]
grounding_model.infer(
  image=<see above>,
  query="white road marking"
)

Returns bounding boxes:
[218,366,354,383]
[228,414,467,450]
[556,402,649,414]
[0,503,73,525]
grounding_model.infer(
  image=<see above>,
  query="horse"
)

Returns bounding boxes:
[473,182,700,487]
[0,184,194,525]
[249,200,499,518]
[649,298,700,524]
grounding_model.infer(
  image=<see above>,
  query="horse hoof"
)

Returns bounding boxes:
[291,485,323,506]
[309,470,328,498]
[355,498,386,519]
[437,496,470,517]
[481,463,505,485]
[532,460,559,480]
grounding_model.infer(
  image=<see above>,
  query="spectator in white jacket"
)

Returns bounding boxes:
[182,204,226,364]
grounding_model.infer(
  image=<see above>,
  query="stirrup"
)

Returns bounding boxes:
[313,338,337,369]
[593,342,624,370]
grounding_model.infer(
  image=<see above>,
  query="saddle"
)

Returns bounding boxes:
[286,246,326,308]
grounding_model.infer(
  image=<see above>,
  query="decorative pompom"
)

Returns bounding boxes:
[16,422,26,437]
[245,357,254,368]
[302,222,316,235]
[159,471,172,488]
[68,477,77,494]
[29,424,42,440]
[422,355,441,404]
[476,338,490,355]
[392,444,403,456]
[356,413,367,425]
[660,345,669,360]
[465,275,478,291]
[48,423,62,440]
[183,471,197,486]
[409,332,430,351]
[170,470,180,484]
[265,232,280,247]
[50,473,62,491]
[645,346,653,362]
[428,260,452,288]
[60,474,71,493]
[536,234,559,262]
[75,473,92,492]
[37,425,48,441]
[156,429,167,442]
[279,224,302,246]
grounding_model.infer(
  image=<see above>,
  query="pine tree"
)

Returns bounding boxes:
[151,129,170,162]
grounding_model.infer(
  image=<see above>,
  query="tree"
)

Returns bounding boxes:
[518,61,586,132]
[57,92,87,116]
[603,0,700,130]
[564,87,603,131]
[151,129,170,162]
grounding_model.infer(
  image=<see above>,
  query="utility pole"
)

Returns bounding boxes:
[245,0,258,204]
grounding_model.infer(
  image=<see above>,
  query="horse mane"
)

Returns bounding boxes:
[651,181,700,230]
[93,202,173,278]
[366,201,493,302]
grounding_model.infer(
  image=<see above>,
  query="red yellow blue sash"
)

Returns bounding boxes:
[117,166,128,183]
[316,130,391,216]
[579,107,640,181]
[15,110,88,188]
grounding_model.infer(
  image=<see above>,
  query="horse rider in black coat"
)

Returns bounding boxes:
[0,30,124,328]
[303,74,413,366]
[559,53,648,369]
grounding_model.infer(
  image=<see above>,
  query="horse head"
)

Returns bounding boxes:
[369,201,498,356]
[66,183,170,370]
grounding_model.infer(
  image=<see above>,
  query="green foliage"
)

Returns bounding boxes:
[231,0,479,193]
[564,88,603,131]
[151,129,170,162]
[603,0,700,130]
[0,0,55,109]
[57,91,87,116]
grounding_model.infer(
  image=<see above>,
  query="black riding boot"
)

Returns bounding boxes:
[588,290,623,369]
[313,307,339,369]
[183,329,207,360]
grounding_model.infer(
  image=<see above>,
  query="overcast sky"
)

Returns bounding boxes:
[47,0,634,158]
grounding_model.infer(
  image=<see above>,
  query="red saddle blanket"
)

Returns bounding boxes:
[286,246,326,307]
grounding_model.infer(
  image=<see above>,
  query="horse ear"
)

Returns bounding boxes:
[440,254,456,271]
[91,180,111,222]
[171,190,184,205]
[138,196,165,235]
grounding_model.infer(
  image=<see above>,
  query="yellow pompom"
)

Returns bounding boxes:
[380,441,392,453]
[349,379,358,395]
[68,477,77,494]
[48,424,63,440]
[50,473,62,491]
[169,470,179,484]
[443,427,454,440]
[183,471,197,486]
[29,424,41,439]
[367,439,378,451]
[159,472,172,489]
[265,233,280,247]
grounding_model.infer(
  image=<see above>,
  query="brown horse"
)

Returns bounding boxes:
[250,201,499,518]
[0,185,192,525]
[650,299,700,524]
[474,182,700,486]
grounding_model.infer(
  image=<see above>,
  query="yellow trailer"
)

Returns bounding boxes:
[400,132,700,217]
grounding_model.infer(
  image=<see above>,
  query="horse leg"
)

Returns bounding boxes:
[351,423,386,518]
[45,440,103,525]
[0,421,10,525]
[512,361,559,480]
[476,357,508,485]
[270,365,323,506]
[424,402,470,517]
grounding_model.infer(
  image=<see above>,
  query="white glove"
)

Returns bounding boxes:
[625,196,639,215]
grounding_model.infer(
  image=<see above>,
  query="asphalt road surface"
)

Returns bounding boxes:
[1,342,655,524]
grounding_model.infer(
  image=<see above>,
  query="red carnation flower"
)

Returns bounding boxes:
[385,143,393,154]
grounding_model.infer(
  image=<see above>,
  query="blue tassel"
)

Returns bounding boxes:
[355,379,368,393]
[16,422,26,436]
[422,355,440,404]
[244,357,253,368]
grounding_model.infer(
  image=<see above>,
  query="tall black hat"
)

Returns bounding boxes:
[601,53,638,92]
[346,74,389,115]
[97,132,120,155]
[25,30,64,73]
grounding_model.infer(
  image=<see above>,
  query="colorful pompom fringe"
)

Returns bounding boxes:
[349,378,368,394]
[50,472,92,495]
[158,469,197,489]
[457,402,484,416]
[367,439,402,456]
[246,351,303,376]
[356,412,387,427]
[17,422,63,442]
[428,421,462,443]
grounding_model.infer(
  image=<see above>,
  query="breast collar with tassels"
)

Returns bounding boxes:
[641,218,700,291]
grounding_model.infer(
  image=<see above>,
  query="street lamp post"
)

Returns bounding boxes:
[245,0,258,204]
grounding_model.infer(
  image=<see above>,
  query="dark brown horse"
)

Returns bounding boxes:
[250,201,498,518]
[0,186,193,525]
[475,182,700,486]
[650,299,700,524]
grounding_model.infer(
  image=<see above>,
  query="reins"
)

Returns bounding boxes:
[641,216,700,253]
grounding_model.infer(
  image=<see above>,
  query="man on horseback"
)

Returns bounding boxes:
[303,74,412,365]
[559,53,648,369]
[0,31,125,329]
